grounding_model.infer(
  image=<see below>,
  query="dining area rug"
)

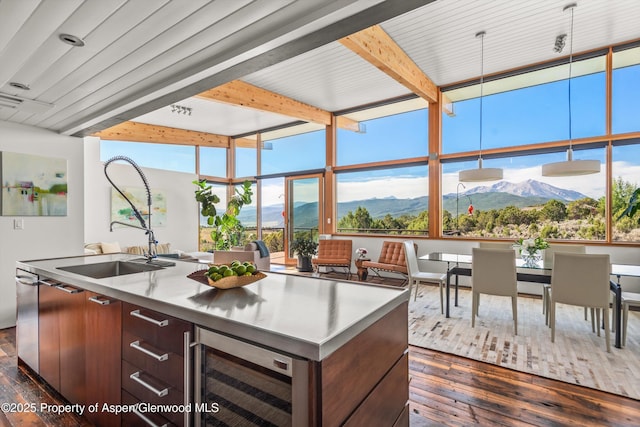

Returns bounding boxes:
[408,285,640,400]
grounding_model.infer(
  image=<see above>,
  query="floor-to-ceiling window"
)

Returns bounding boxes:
[441,149,606,240]
[335,98,430,235]
[101,42,640,246]
[440,52,610,241]
[199,146,227,177]
[611,45,640,241]
[336,165,429,234]
[259,123,325,260]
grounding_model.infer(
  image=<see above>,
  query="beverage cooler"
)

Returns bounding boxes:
[194,326,310,427]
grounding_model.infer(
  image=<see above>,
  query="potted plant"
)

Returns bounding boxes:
[514,236,549,266]
[194,179,253,250]
[290,237,318,272]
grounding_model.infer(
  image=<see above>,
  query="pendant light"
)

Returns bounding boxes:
[542,3,600,177]
[459,31,503,182]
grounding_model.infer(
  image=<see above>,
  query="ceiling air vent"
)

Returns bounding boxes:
[0,93,54,114]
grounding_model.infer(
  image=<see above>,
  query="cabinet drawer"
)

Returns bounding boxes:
[123,302,191,356]
[343,352,408,427]
[122,360,185,426]
[392,404,409,427]
[121,390,176,427]
[122,329,184,391]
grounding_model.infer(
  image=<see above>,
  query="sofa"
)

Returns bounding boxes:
[84,242,174,256]
[85,240,271,271]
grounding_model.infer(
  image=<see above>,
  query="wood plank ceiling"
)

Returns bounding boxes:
[1,0,639,144]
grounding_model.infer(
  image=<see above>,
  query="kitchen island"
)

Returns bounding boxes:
[17,254,409,426]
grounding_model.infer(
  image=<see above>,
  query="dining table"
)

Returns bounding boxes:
[420,252,640,349]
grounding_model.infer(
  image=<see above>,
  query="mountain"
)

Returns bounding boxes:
[461,179,586,201]
[235,179,589,226]
[337,196,428,219]
[442,192,548,213]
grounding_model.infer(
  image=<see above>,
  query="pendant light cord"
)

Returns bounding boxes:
[567,5,574,149]
[479,32,485,159]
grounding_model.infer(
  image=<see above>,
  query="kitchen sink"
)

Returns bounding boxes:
[57,260,164,279]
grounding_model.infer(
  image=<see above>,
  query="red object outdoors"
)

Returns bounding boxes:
[468,204,474,215]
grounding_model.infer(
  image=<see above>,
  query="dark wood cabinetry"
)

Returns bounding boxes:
[30,265,407,427]
[194,301,410,427]
[121,390,179,427]
[38,281,86,405]
[317,302,409,427]
[38,282,61,392]
[85,291,122,427]
[38,281,123,425]
[122,302,192,427]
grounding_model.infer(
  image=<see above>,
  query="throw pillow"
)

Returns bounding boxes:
[100,242,122,254]
[156,243,171,254]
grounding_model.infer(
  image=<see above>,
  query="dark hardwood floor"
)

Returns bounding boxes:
[409,346,640,426]
[2,295,639,426]
[0,327,89,427]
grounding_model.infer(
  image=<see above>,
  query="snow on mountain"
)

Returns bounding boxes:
[459,179,587,201]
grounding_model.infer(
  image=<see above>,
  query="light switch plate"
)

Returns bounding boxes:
[13,219,24,230]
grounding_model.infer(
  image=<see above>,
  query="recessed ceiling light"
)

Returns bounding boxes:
[59,33,85,47]
[9,82,30,90]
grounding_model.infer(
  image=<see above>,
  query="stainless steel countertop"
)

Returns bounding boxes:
[17,254,408,361]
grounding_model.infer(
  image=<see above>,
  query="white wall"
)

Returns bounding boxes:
[83,137,199,253]
[333,235,640,293]
[0,120,84,328]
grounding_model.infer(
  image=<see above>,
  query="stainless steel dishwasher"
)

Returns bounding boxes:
[15,269,47,374]
[194,326,310,427]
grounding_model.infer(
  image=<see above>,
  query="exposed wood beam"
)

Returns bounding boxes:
[197,80,362,132]
[198,80,330,124]
[336,115,363,132]
[235,137,259,148]
[340,25,438,104]
[442,93,454,116]
[92,121,229,148]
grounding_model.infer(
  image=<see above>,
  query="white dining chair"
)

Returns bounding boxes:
[621,291,640,347]
[478,241,516,250]
[549,252,611,352]
[403,241,446,312]
[471,248,518,334]
[542,245,590,327]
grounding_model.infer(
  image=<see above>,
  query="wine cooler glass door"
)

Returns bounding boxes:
[194,327,308,427]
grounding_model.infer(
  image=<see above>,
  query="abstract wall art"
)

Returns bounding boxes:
[0,152,68,216]
[110,187,167,228]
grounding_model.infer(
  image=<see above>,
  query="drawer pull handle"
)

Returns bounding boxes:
[88,296,111,305]
[15,275,38,286]
[132,407,168,427]
[129,371,169,397]
[130,309,168,327]
[56,285,83,294]
[273,358,289,371]
[41,279,61,287]
[130,340,169,361]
